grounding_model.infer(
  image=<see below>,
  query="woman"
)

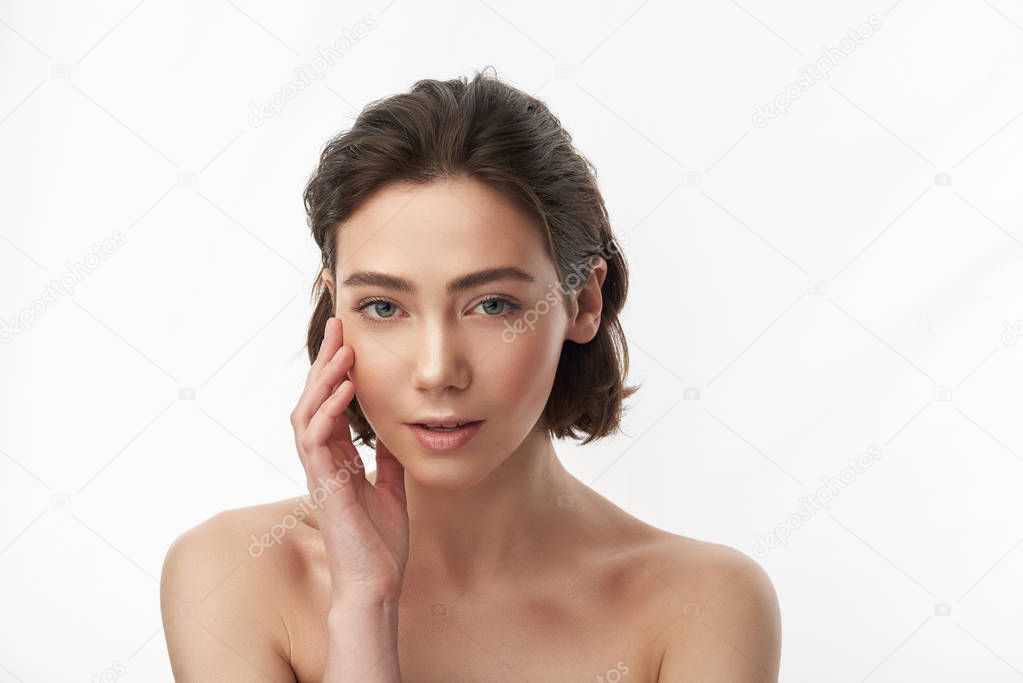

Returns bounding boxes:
[160,69,782,682]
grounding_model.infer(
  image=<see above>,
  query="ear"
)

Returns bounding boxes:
[321,266,335,297]
[565,256,607,344]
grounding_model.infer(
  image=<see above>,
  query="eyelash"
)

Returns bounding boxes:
[352,296,521,324]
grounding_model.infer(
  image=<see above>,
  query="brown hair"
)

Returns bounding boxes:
[303,67,639,447]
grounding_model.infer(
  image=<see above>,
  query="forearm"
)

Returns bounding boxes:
[324,599,402,682]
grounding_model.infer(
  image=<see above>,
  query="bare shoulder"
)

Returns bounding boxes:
[571,486,781,680]
[160,497,317,682]
[643,531,782,682]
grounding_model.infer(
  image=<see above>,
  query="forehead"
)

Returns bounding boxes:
[336,176,553,282]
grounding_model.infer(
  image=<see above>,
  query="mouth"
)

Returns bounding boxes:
[406,420,484,452]
[412,420,478,431]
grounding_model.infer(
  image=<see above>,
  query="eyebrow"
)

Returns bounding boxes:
[340,266,536,294]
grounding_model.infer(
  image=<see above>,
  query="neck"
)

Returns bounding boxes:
[404,428,575,588]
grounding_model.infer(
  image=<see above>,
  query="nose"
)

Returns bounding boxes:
[410,318,471,397]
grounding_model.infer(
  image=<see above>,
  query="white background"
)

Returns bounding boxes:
[2,0,1023,680]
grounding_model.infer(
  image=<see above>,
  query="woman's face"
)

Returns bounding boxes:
[323,175,582,490]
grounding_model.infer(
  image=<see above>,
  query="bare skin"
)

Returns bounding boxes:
[160,175,782,681]
[161,483,780,681]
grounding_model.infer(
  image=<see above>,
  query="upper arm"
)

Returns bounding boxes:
[160,511,297,682]
[657,548,782,682]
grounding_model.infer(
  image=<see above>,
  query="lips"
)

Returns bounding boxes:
[407,421,484,452]
[417,421,476,430]
[406,416,481,429]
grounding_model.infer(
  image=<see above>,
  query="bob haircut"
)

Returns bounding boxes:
[303,66,639,448]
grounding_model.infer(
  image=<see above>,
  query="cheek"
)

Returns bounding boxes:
[479,326,563,416]
[344,337,405,420]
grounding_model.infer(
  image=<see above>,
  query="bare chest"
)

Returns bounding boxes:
[285,573,674,682]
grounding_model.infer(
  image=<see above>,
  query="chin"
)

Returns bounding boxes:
[402,456,499,491]
[395,429,508,491]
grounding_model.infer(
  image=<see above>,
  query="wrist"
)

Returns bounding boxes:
[327,599,400,646]
[330,595,399,612]
[331,582,402,611]
[328,596,399,624]
[324,599,401,682]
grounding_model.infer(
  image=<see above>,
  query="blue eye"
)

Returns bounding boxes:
[478,297,517,316]
[352,296,520,324]
[355,298,401,322]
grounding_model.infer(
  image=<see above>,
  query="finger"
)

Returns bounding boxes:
[292,329,353,480]
[308,317,338,379]
[373,436,406,501]
[293,343,355,431]
[307,316,344,385]
[303,380,365,489]
[292,342,353,471]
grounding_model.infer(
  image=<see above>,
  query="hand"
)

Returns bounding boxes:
[290,316,409,604]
